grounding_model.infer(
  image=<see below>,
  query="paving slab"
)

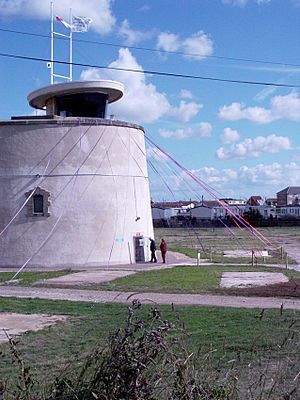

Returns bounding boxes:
[0,313,67,343]
[220,271,289,289]
[223,250,270,258]
[42,270,136,286]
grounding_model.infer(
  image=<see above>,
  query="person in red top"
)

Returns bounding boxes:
[160,238,167,264]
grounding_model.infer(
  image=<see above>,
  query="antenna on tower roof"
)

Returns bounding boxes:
[49,2,92,85]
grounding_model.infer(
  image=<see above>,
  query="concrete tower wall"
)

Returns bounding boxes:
[0,119,154,267]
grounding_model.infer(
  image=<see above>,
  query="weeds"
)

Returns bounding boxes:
[1,302,300,399]
[1,333,35,400]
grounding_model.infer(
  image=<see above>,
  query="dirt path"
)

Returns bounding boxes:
[1,286,300,310]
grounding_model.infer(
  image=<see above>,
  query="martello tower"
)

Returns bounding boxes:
[0,80,154,267]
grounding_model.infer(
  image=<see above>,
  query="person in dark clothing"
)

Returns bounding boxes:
[149,238,157,262]
[160,238,167,263]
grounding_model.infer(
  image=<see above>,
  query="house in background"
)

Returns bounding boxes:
[151,206,167,221]
[244,205,276,219]
[278,205,300,219]
[266,198,277,206]
[151,201,195,227]
[191,201,246,222]
[247,196,264,206]
[152,189,300,226]
[277,187,300,206]
[190,201,221,222]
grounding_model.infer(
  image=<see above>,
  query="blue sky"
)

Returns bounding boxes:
[1,0,300,201]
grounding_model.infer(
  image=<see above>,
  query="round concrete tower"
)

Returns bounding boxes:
[0,80,154,268]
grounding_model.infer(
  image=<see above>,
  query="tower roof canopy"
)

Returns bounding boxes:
[28,80,124,110]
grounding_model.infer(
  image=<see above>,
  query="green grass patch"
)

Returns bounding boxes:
[1,297,300,382]
[0,270,75,286]
[156,227,298,265]
[169,245,296,265]
[93,265,300,294]
[0,298,128,381]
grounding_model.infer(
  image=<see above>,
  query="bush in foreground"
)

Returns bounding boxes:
[1,301,299,399]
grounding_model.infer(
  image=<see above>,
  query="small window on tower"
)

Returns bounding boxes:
[26,187,50,217]
[33,194,44,214]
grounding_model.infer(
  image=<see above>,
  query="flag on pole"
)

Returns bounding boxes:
[72,16,92,32]
[55,15,71,29]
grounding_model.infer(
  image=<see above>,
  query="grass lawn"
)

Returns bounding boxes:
[0,270,75,285]
[169,245,296,265]
[92,265,300,294]
[155,227,298,265]
[1,297,300,383]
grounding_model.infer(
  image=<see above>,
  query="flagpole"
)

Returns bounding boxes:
[69,7,72,81]
[50,1,54,84]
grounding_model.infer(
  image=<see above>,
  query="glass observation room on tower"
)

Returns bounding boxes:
[55,92,109,118]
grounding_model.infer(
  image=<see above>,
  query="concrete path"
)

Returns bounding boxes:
[1,249,300,311]
[1,286,300,310]
[0,251,199,273]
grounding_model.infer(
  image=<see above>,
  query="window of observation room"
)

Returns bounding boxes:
[25,187,51,217]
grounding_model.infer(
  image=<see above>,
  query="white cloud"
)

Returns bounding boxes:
[156,31,213,60]
[167,100,202,122]
[216,134,292,160]
[218,92,300,123]
[180,89,194,99]
[218,102,274,123]
[222,0,271,6]
[220,128,240,144]
[118,19,153,45]
[80,48,170,123]
[189,161,300,193]
[159,128,192,140]
[156,32,180,52]
[80,49,203,124]
[0,0,116,34]
[159,122,212,140]
[239,163,282,184]
[182,31,214,60]
[271,92,300,120]
[149,156,300,199]
[159,128,189,140]
[197,122,213,137]
[196,166,238,183]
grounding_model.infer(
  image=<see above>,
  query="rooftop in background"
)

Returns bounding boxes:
[219,198,246,205]
[277,187,300,195]
[151,201,195,209]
